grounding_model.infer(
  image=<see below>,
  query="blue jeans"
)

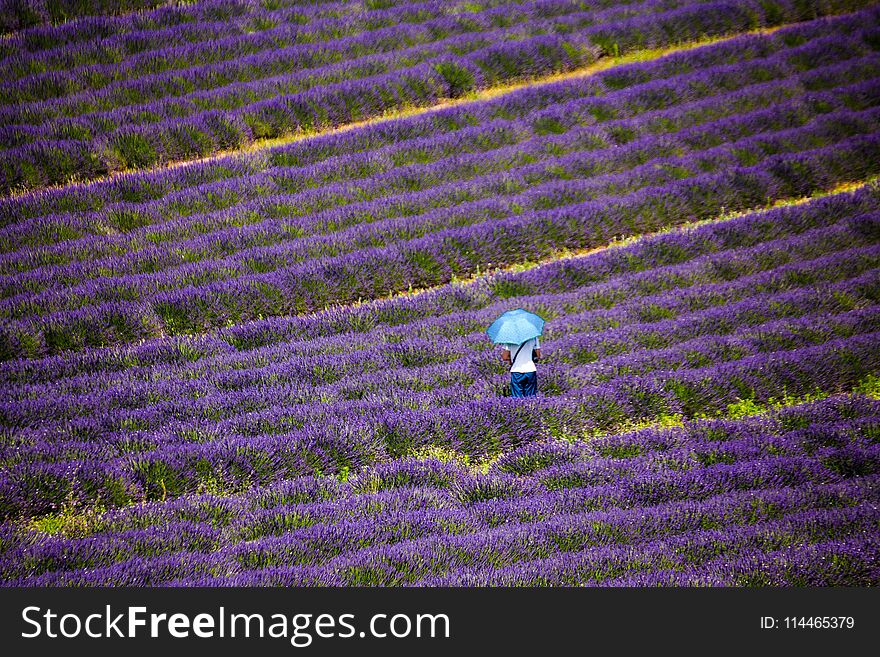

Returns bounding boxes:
[510,371,537,397]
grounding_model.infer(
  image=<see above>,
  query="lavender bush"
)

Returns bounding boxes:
[0,0,873,191]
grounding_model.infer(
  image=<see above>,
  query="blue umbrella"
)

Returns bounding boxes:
[486,308,545,345]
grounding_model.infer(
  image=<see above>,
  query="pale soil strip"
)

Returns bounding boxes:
[3,25,784,201]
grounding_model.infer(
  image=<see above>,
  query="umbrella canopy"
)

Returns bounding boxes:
[486,308,545,345]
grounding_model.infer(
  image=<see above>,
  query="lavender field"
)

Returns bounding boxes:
[0,0,878,587]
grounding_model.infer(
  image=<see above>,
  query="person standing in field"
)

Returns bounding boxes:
[500,337,541,397]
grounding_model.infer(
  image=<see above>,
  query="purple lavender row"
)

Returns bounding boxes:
[12,104,880,270]
[0,191,872,466]
[6,323,877,499]
[8,239,870,415]
[9,319,876,473]
[260,17,879,172]
[2,49,871,280]
[0,1,485,81]
[1,206,873,406]
[546,275,879,365]
[291,296,880,412]
[5,392,871,537]
[5,37,870,259]
[0,520,221,584]
[1,5,599,117]
[196,269,880,401]
[2,9,870,223]
[2,183,876,383]
[2,327,876,516]
[6,19,866,210]
[0,1,346,62]
[545,307,880,390]
[7,103,877,318]
[6,31,800,246]
[6,129,878,359]
[1,227,872,472]
[5,70,875,293]
[11,0,794,130]
[349,332,880,460]
[3,221,873,460]
[412,506,879,587]
[5,428,876,584]
[48,506,880,586]
[3,476,868,585]
[1,0,859,193]
[153,427,880,544]
[0,0,775,111]
[4,228,873,424]
[3,0,658,113]
[232,10,880,171]
[533,419,880,492]
[598,536,880,585]
[539,252,880,344]
[284,477,880,585]
[1,28,591,149]
[491,395,880,474]
[0,0,168,34]
[2,391,868,557]
[4,470,874,584]
[8,287,874,467]
[0,33,592,193]
[0,0,376,56]
[193,487,879,586]
[0,75,832,268]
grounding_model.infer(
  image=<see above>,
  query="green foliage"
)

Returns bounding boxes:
[27,496,106,539]
[854,374,880,398]
[434,61,476,97]
[490,277,534,299]
[589,103,618,123]
[692,448,737,467]
[726,397,767,419]
[379,424,417,459]
[590,34,620,57]
[636,303,677,322]
[110,131,158,169]
[244,117,275,141]
[596,442,644,459]
[532,116,568,135]
[155,301,197,336]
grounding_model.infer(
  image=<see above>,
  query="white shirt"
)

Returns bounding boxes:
[502,337,540,373]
